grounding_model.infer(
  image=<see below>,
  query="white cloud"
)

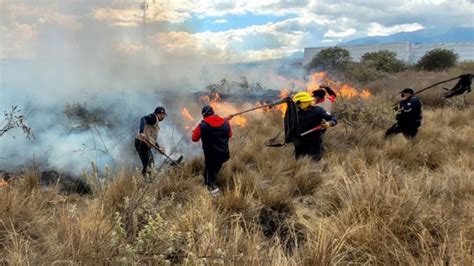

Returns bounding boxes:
[368,23,425,36]
[3,2,81,30]
[93,8,141,27]
[0,22,38,59]
[213,19,228,24]
[145,19,308,63]
[1,0,473,62]
[93,4,192,27]
[324,28,356,38]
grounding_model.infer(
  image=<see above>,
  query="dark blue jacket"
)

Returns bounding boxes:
[396,96,422,125]
[294,106,337,144]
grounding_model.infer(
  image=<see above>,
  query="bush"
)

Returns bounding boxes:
[308,47,352,71]
[341,62,387,85]
[361,50,407,73]
[417,48,458,71]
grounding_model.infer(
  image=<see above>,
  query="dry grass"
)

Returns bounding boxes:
[1,71,473,264]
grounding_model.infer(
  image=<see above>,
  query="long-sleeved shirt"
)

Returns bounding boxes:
[136,113,160,146]
[396,96,422,125]
[295,106,337,143]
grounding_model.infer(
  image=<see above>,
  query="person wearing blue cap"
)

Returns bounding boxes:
[135,106,167,176]
[385,88,423,139]
[192,105,232,196]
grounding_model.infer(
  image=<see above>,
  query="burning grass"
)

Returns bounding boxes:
[1,72,473,264]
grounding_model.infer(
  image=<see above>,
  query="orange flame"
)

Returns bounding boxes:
[199,92,247,127]
[306,72,371,99]
[181,108,194,122]
[265,71,371,118]
[0,178,8,187]
[183,71,371,130]
[361,89,371,99]
[276,89,289,116]
[180,107,196,130]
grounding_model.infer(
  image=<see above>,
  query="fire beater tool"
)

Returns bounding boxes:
[392,74,472,107]
[142,139,183,166]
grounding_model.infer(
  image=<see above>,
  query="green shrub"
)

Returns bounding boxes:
[361,50,407,73]
[417,48,458,71]
[341,62,386,85]
[308,47,352,71]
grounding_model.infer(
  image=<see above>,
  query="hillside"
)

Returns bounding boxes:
[0,68,473,264]
[345,27,474,45]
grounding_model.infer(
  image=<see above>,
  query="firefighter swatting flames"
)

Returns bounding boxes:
[136,71,470,196]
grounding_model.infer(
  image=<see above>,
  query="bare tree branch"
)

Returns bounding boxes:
[0,106,35,139]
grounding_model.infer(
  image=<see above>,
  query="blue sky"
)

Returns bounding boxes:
[190,14,296,32]
[1,0,473,63]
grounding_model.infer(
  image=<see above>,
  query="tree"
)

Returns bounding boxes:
[417,48,458,71]
[308,47,352,71]
[361,50,406,73]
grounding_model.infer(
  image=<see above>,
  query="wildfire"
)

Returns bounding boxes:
[181,108,194,122]
[0,178,8,187]
[180,108,195,129]
[181,71,371,130]
[306,72,371,99]
[276,89,289,116]
[197,92,248,128]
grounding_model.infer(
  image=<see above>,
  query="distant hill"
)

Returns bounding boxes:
[344,27,474,45]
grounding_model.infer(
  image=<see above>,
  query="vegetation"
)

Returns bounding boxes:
[417,48,459,71]
[361,50,406,73]
[0,106,34,139]
[308,47,352,71]
[1,69,473,264]
[340,61,387,85]
[308,48,466,85]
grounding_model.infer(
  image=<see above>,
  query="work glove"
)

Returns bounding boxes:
[321,121,332,129]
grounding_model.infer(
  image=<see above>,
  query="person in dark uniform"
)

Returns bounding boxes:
[135,106,167,176]
[385,88,423,139]
[192,105,232,196]
[292,92,337,161]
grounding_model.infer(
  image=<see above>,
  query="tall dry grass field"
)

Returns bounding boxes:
[1,70,473,264]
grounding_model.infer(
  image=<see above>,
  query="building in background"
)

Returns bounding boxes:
[303,42,474,66]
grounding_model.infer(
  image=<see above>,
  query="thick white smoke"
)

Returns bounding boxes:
[0,1,304,174]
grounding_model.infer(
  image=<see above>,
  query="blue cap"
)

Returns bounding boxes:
[201,105,214,117]
[154,106,167,115]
